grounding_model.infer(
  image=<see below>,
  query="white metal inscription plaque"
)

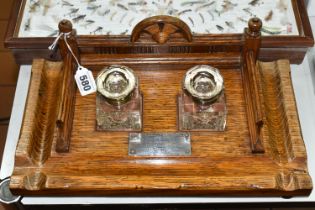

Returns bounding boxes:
[128,133,191,156]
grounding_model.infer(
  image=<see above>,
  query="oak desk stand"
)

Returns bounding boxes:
[8,17,312,197]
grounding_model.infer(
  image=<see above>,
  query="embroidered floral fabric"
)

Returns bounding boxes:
[18,0,298,37]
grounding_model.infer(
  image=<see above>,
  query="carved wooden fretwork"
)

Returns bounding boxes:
[131,15,193,44]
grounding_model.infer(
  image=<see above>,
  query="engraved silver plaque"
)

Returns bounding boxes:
[129,133,191,156]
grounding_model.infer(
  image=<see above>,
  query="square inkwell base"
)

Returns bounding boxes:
[178,91,227,131]
[96,87,143,132]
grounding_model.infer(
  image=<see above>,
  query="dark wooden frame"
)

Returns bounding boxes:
[4,0,314,64]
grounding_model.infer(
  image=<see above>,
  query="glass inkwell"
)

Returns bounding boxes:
[96,65,142,131]
[178,65,227,131]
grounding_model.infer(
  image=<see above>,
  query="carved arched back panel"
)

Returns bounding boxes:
[131,15,193,44]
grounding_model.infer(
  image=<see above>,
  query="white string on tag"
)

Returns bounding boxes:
[48,32,81,68]
[48,32,64,51]
[48,32,96,96]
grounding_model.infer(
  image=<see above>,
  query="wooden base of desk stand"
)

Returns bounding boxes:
[9,17,312,197]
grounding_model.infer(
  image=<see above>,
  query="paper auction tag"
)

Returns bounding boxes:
[74,66,96,96]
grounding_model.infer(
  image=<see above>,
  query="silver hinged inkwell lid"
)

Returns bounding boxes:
[183,65,224,105]
[96,65,137,106]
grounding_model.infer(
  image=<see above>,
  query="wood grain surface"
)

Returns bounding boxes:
[26,60,63,165]
[242,18,264,153]
[9,58,312,196]
[55,20,79,153]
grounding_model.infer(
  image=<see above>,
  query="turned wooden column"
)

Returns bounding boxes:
[55,19,78,153]
[244,17,262,61]
[58,20,79,61]
[242,18,264,153]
